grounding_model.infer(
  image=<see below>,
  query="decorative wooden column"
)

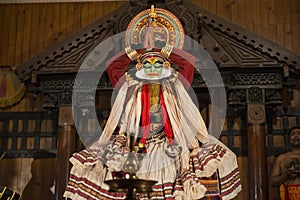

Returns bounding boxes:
[247,87,269,200]
[55,106,75,200]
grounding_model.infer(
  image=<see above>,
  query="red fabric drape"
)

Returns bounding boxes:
[160,87,173,144]
[106,52,131,88]
[169,48,195,87]
[140,84,173,145]
[141,84,150,145]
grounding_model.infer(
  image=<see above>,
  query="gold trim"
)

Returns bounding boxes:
[161,44,173,58]
[125,47,140,61]
[125,7,184,49]
[0,187,6,198]
[148,5,158,19]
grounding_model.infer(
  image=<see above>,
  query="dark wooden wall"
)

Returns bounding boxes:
[0,1,299,200]
[190,0,300,56]
[0,0,299,70]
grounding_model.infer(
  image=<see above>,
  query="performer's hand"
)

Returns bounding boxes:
[180,150,190,173]
[188,138,199,149]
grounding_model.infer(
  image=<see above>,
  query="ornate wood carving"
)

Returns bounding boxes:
[248,87,264,104]
[228,90,246,106]
[247,104,265,124]
[15,0,300,82]
[58,107,74,127]
[193,3,300,71]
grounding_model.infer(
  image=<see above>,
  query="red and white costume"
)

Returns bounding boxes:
[64,48,241,200]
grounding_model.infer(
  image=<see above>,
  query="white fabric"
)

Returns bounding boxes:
[96,78,208,152]
[65,78,241,200]
[97,82,130,145]
[136,68,172,80]
[137,137,179,182]
[161,79,208,152]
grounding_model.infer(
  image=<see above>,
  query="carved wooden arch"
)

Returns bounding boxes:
[16,0,300,82]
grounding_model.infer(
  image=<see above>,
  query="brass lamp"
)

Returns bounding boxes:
[105,135,157,200]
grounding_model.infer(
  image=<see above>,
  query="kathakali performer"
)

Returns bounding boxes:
[64,6,241,200]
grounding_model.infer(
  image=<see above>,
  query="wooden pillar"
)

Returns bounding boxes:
[247,103,269,200]
[55,106,75,200]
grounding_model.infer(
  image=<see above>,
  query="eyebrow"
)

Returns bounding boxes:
[144,60,163,64]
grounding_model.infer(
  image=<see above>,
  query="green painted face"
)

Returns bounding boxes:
[143,58,163,78]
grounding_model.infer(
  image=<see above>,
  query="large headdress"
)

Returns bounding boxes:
[125,5,185,49]
[106,5,195,87]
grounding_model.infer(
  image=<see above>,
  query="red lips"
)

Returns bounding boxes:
[147,73,159,76]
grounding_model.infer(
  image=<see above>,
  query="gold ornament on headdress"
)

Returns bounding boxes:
[161,44,173,59]
[125,5,181,72]
[149,5,158,19]
[163,61,171,69]
[134,51,172,72]
[135,61,143,70]
[125,5,185,49]
[125,47,140,61]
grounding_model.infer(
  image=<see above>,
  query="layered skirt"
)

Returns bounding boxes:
[64,135,241,200]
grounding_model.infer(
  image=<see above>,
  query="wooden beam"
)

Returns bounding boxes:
[247,103,269,200]
[55,106,75,200]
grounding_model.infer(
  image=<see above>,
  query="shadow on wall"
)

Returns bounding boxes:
[22,158,56,200]
[0,153,18,194]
